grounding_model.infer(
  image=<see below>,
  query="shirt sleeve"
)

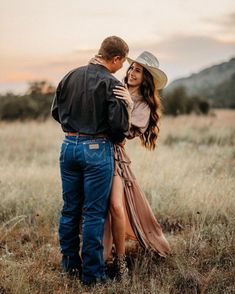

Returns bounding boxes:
[106,80,129,143]
[51,80,62,123]
[51,69,76,124]
[125,101,150,139]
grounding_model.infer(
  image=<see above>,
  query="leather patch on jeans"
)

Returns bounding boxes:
[89,144,99,149]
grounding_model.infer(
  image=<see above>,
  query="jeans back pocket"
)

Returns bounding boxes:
[83,141,107,165]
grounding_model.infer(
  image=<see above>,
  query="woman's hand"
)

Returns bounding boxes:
[113,85,134,109]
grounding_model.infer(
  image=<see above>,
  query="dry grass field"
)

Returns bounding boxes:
[0,110,234,293]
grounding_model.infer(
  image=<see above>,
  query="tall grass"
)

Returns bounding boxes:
[0,110,234,293]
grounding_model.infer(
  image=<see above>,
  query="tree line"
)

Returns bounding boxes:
[0,81,210,121]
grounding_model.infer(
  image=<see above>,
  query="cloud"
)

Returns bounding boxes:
[205,11,235,27]
[129,34,235,81]
[21,49,97,71]
[1,34,235,92]
[157,35,235,60]
[4,71,35,82]
[0,49,99,93]
[202,11,235,41]
[219,12,235,27]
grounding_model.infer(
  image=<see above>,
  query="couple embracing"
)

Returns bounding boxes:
[51,36,170,286]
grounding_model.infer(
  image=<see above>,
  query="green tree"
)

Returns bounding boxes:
[0,80,55,121]
[162,86,210,115]
[27,80,55,96]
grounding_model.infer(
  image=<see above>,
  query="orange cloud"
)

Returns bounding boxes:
[4,71,35,82]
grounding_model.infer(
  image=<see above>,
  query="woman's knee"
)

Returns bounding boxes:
[110,201,125,218]
[110,175,125,218]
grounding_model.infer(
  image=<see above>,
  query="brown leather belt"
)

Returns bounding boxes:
[66,132,107,138]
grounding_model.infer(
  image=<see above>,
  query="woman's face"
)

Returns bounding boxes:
[127,62,144,87]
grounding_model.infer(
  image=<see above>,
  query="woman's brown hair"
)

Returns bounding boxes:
[124,66,162,150]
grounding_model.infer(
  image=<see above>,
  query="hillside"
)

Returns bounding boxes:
[165,57,235,108]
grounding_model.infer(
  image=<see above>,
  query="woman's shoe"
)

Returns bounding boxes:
[114,254,129,280]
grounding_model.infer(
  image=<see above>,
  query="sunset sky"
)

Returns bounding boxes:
[1,0,235,93]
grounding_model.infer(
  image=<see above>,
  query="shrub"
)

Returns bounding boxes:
[162,86,210,116]
[0,82,211,121]
[0,81,55,121]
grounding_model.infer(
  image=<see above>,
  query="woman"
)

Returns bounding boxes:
[103,51,171,277]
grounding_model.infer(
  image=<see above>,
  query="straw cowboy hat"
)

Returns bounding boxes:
[126,51,168,90]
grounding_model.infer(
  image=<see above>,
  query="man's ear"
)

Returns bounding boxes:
[112,56,121,64]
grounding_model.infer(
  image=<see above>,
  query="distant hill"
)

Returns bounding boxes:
[164,57,235,108]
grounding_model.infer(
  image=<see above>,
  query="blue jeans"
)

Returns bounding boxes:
[58,135,114,284]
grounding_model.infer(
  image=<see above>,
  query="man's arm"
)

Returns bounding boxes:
[51,69,77,123]
[51,79,64,123]
[106,81,129,143]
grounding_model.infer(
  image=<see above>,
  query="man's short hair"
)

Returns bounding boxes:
[98,36,129,61]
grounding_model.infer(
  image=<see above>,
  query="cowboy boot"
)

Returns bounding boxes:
[114,254,129,280]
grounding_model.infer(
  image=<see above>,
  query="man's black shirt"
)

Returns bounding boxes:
[51,63,129,143]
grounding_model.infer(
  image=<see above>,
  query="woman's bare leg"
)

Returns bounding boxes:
[110,175,125,255]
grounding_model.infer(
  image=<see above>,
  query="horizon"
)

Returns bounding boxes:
[1,54,234,95]
[1,0,235,94]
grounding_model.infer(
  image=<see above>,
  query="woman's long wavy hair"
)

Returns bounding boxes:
[124,65,162,150]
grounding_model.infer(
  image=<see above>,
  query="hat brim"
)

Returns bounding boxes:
[126,57,168,90]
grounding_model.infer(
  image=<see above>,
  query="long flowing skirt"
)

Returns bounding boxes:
[103,144,170,260]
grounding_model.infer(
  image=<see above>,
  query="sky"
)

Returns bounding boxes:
[1,0,235,93]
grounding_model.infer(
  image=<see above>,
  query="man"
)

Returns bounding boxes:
[51,36,129,285]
